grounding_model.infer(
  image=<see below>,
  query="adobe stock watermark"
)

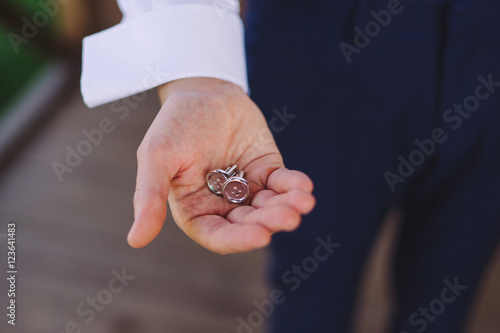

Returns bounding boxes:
[213,0,239,20]
[227,235,340,333]
[239,106,297,161]
[339,0,404,64]
[384,73,500,192]
[52,65,169,182]
[52,267,135,333]
[8,0,71,54]
[400,277,467,333]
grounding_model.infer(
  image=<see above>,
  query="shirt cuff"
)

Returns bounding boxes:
[81,3,247,108]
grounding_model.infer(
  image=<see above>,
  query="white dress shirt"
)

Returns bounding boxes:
[81,0,247,108]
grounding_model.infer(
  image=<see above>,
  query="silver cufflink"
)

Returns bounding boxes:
[206,165,237,195]
[206,166,251,204]
[223,171,251,204]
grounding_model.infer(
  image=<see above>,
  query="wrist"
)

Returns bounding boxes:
[157,77,245,103]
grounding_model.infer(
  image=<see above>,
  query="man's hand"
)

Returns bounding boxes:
[128,78,315,254]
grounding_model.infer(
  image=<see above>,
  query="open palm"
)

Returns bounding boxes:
[128,78,315,254]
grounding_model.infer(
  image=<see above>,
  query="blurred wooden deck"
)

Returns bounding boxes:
[0,89,498,333]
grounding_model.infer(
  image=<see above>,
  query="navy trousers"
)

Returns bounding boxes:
[245,0,500,332]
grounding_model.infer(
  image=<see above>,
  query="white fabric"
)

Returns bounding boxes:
[81,0,247,108]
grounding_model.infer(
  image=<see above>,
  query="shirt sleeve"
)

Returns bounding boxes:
[80,0,247,108]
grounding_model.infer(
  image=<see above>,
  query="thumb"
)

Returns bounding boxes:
[128,145,172,248]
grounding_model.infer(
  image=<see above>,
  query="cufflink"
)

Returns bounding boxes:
[223,171,251,204]
[206,165,237,195]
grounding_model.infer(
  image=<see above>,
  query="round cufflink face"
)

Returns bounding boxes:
[223,177,250,204]
[206,170,229,195]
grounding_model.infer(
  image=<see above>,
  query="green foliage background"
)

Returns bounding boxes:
[0,0,59,118]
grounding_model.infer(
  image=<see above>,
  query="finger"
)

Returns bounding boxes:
[227,205,302,233]
[266,168,314,194]
[252,189,316,214]
[186,214,272,254]
[128,146,172,248]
